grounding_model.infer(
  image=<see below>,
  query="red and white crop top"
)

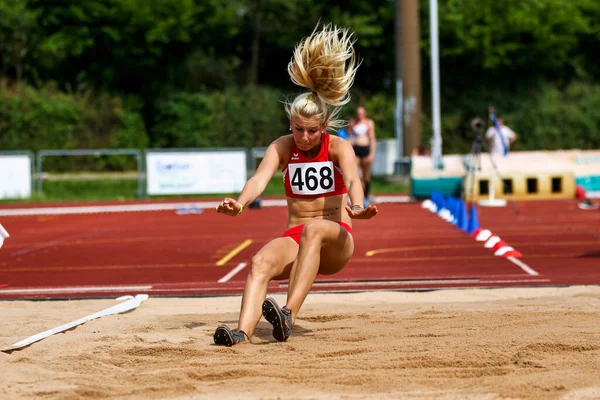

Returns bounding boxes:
[282,133,347,199]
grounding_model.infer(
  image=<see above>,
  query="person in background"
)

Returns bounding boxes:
[485,108,517,156]
[349,106,376,206]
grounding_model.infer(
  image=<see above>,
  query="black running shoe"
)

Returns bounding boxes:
[213,325,248,346]
[262,298,292,342]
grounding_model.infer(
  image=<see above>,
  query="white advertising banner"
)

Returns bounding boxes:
[0,155,32,199]
[146,151,247,195]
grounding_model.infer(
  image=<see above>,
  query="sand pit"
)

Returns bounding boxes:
[1,286,599,399]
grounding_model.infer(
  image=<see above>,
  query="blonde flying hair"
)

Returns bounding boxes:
[285,24,360,131]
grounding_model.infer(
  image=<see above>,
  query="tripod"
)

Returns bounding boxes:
[462,123,520,215]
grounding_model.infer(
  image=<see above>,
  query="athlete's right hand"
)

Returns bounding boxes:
[345,204,378,219]
[216,198,242,216]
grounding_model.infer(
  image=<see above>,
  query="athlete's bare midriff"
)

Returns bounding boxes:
[353,134,370,147]
[351,119,372,147]
[286,194,351,229]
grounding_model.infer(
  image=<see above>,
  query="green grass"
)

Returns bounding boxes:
[1,176,408,204]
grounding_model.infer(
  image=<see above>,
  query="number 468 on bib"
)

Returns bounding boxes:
[288,161,335,195]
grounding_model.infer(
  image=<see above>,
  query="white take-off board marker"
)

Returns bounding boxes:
[0,223,9,249]
[2,294,149,353]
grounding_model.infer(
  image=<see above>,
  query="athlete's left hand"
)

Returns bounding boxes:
[345,204,378,219]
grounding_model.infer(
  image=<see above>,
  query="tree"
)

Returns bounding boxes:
[0,0,38,85]
[31,0,199,93]
[428,0,591,83]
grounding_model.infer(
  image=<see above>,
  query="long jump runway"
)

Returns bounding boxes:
[0,198,598,300]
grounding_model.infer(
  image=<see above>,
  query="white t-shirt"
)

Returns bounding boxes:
[485,125,516,155]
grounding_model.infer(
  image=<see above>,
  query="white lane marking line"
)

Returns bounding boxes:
[506,256,539,276]
[98,280,553,294]
[481,279,549,283]
[2,278,549,296]
[0,285,152,295]
[218,263,248,283]
[0,202,219,216]
[306,279,549,287]
[0,196,414,217]
[281,279,481,287]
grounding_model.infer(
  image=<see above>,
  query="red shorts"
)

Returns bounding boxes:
[283,221,353,245]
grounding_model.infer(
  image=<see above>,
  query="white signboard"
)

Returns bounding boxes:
[146,151,247,195]
[0,155,32,199]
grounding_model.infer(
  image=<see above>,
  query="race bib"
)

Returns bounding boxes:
[288,161,335,195]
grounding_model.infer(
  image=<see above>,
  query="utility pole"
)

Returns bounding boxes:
[429,0,443,169]
[395,0,422,165]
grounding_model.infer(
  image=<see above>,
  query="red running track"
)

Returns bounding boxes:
[0,199,598,299]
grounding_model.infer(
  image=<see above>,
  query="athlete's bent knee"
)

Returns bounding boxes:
[249,254,275,282]
[300,221,326,242]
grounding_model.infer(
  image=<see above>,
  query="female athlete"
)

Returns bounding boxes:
[213,24,378,346]
[349,105,376,206]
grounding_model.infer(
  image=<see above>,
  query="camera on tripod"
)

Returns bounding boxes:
[471,117,484,134]
[470,117,485,143]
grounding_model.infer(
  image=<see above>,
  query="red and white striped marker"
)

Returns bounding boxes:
[484,235,501,249]
[504,249,523,258]
[471,228,482,237]
[499,247,523,258]
[421,199,436,212]
[494,246,515,256]
[471,225,524,259]
[492,240,509,252]
[475,229,492,242]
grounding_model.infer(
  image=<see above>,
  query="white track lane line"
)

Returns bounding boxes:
[0,202,220,216]
[218,263,248,283]
[0,285,152,295]
[144,279,552,293]
[0,196,412,217]
[506,256,539,276]
[482,279,549,284]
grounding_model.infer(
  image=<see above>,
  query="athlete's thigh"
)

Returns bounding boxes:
[319,233,354,275]
[310,221,354,275]
[253,237,299,280]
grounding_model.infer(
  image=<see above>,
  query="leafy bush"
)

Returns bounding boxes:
[207,86,289,148]
[2,81,598,165]
[506,82,600,150]
[421,81,600,154]
[151,92,214,148]
[0,84,148,171]
[0,84,81,152]
[151,86,288,149]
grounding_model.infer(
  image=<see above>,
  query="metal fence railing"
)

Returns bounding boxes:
[37,149,144,197]
[249,147,268,171]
